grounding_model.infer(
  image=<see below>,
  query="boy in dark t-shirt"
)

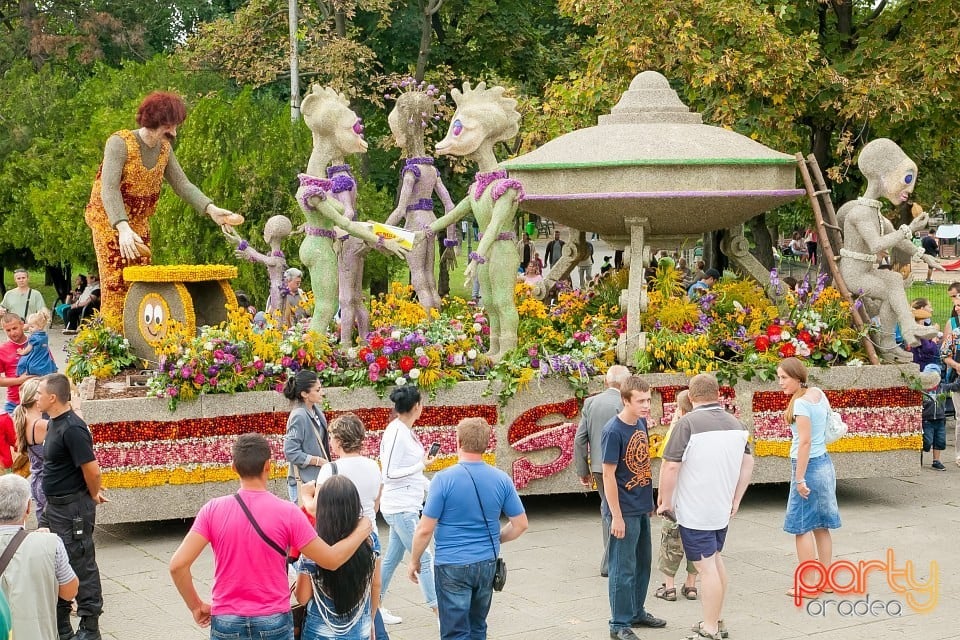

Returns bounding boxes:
[600,376,665,640]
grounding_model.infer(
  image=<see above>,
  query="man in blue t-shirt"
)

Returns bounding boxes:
[601,376,666,639]
[409,418,528,640]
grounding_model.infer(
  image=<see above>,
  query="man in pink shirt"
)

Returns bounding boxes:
[0,313,33,414]
[169,433,373,639]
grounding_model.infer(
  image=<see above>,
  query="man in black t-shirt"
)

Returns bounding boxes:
[38,373,107,640]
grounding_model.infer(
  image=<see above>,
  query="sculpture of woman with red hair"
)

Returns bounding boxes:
[84,91,244,325]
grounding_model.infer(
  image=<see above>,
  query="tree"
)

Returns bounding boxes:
[538,0,960,227]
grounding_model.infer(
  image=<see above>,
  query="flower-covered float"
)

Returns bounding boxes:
[72,267,923,525]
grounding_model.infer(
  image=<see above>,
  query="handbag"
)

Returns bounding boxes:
[460,464,507,592]
[824,410,848,444]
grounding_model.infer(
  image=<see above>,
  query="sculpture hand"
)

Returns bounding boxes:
[116,221,144,260]
[207,204,245,227]
[463,260,477,288]
[221,225,242,245]
[440,246,458,268]
[908,212,930,232]
[382,238,408,259]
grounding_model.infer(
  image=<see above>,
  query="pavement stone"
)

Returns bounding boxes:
[65,465,954,640]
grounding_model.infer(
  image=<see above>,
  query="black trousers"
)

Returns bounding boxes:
[45,492,103,628]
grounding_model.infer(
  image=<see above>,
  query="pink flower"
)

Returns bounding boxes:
[418,355,431,367]
[194,374,206,385]
[166,387,178,397]
[297,348,307,360]
[247,379,257,389]
[253,359,265,371]
[281,356,293,368]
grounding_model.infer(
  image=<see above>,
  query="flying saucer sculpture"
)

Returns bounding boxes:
[501,70,805,363]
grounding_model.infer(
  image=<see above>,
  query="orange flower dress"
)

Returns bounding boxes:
[84,130,170,325]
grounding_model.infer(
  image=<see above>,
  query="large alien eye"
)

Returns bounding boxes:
[353,119,364,136]
[452,119,463,136]
[904,173,913,185]
[154,304,164,326]
[143,304,154,326]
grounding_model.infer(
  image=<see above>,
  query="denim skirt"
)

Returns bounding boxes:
[784,453,842,535]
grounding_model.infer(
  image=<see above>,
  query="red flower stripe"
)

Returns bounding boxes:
[656,385,736,404]
[91,412,287,444]
[328,404,498,432]
[512,423,577,489]
[752,387,920,412]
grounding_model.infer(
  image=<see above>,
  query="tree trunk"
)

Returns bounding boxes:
[833,0,854,49]
[19,0,43,70]
[334,10,346,37]
[437,236,450,297]
[703,231,728,273]
[747,215,775,270]
[810,123,832,178]
[414,0,433,81]
[46,264,72,305]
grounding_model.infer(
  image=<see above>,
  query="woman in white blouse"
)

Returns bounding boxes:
[377,386,437,624]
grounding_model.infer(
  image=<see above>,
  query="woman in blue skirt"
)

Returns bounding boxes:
[776,357,841,599]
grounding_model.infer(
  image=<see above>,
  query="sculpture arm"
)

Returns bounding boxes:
[434,174,457,213]
[317,199,405,257]
[429,196,473,234]
[384,172,417,227]
[100,135,132,228]
[164,148,215,215]
[851,211,910,255]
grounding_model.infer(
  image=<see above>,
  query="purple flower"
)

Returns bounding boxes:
[769,268,781,295]
[364,353,375,363]
[383,346,394,356]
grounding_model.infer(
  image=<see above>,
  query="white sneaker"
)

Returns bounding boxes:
[379,608,402,625]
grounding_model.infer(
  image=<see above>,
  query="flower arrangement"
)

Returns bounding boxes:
[65,314,141,381]
[636,265,865,382]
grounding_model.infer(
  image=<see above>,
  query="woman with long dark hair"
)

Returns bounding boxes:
[776,357,841,599]
[283,370,331,503]
[377,386,437,624]
[296,475,377,640]
[941,282,960,466]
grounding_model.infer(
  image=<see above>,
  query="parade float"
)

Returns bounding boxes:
[66,72,927,524]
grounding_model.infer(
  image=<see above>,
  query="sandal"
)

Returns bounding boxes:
[654,583,677,601]
[685,621,722,640]
[682,585,699,600]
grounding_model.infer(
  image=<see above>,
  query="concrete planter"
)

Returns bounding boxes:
[84,364,921,524]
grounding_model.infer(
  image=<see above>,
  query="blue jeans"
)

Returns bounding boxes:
[210,612,293,640]
[606,514,652,632]
[287,482,298,503]
[380,511,437,608]
[435,560,496,640]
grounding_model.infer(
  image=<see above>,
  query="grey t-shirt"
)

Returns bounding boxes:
[661,402,750,530]
[0,288,46,318]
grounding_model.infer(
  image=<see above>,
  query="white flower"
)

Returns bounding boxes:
[279,343,293,355]
[204,341,215,351]
[415,347,426,356]
[473,322,482,333]
[845,358,864,367]
[408,368,421,380]
[391,330,402,340]
[780,330,791,341]
[395,376,407,386]
[453,353,464,366]
[467,349,477,360]
[796,341,811,357]
[347,348,357,360]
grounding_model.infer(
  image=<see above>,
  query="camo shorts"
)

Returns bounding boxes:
[658,519,697,576]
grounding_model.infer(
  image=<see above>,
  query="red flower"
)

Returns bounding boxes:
[399,356,415,373]
[778,342,796,358]
[754,336,771,352]
[376,355,390,370]
[766,324,782,337]
[370,336,385,350]
[797,330,813,345]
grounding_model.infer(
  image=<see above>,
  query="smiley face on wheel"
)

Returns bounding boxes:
[138,292,172,344]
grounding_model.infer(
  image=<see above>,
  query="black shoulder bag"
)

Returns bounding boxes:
[460,464,507,592]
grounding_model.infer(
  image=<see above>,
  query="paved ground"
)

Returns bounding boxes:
[72,463,953,640]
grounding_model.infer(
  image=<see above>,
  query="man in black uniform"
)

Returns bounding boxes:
[38,373,107,640]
